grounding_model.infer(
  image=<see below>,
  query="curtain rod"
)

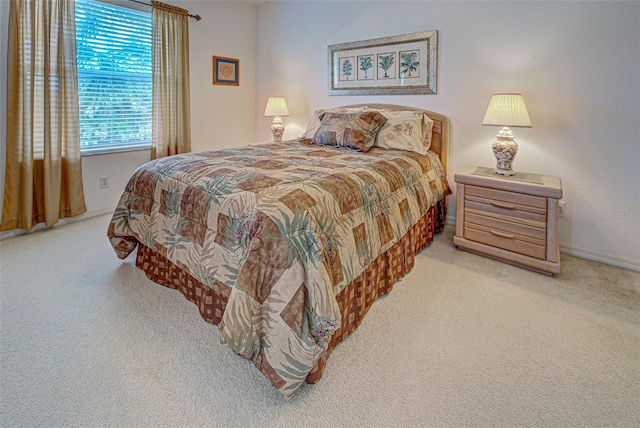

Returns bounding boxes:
[126,0,202,20]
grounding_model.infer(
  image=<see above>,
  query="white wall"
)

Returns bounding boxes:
[256,1,640,271]
[174,0,257,152]
[0,0,256,238]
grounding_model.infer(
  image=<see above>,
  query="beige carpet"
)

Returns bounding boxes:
[1,214,638,427]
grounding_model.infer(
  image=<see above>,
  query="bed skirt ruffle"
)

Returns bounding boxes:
[135,198,447,384]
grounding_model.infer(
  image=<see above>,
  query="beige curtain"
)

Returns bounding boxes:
[1,0,86,231]
[151,1,191,159]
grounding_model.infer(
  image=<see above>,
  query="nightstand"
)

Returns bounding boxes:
[452,165,563,275]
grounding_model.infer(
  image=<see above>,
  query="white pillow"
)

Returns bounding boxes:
[368,109,434,154]
[301,107,366,140]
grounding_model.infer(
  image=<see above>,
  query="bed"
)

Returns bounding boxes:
[108,104,451,398]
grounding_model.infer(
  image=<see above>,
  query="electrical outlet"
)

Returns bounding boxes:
[100,176,110,189]
[559,201,566,218]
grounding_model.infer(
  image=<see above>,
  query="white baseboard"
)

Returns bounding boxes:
[446,217,639,273]
[558,243,640,272]
[0,206,114,241]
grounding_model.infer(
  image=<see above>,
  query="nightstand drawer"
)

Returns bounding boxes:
[466,185,546,210]
[465,211,546,241]
[464,224,546,259]
[465,185,547,226]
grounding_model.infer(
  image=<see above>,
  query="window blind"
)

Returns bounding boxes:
[75,0,152,153]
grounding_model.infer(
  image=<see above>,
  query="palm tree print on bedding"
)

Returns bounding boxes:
[107,142,450,398]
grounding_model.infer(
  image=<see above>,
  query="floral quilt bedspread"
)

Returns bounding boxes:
[107,142,450,398]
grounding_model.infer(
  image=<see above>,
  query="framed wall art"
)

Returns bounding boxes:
[328,30,438,95]
[213,56,240,86]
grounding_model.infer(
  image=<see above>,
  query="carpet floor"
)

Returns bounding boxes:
[1,214,638,427]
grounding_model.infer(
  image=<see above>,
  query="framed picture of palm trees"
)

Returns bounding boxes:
[357,55,374,80]
[328,30,437,95]
[339,57,355,81]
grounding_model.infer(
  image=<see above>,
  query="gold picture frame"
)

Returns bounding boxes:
[213,56,240,86]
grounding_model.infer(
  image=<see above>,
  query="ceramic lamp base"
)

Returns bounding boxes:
[271,116,284,142]
[492,127,518,176]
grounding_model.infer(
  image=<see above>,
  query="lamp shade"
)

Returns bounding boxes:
[482,93,532,127]
[264,97,289,117]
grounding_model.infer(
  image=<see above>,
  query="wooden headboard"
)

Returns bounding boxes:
[343,104,449,173]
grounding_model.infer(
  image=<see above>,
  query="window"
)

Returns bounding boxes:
[75,0,152,154]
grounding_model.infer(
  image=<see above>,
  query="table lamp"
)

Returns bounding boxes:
[482,93,532,176]
[264,97,289,142]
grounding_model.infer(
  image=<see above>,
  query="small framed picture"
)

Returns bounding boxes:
[213,56,239,86]
[376,52,396,79]
[357,55,374,80]
[338,56,355,81]
[399,50,420,79]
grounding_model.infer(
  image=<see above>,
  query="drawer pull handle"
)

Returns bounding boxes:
[490,229,515,240]
[490,201,516,210]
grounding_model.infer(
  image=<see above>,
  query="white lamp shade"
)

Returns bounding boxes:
[264,97,289,117]
[482,93,532,128]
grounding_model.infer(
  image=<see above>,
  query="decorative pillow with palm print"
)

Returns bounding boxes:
[371,110,435,155]
[312,111,388,152]
[301,107,367,140]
